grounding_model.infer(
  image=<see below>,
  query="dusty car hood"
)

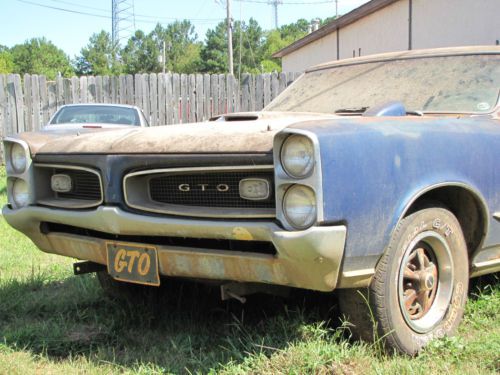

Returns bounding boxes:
[19,112,336,155]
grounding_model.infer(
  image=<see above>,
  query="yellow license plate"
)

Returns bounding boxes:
[106,242,160,286]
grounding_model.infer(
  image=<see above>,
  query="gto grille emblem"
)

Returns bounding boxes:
[178,183,230,192]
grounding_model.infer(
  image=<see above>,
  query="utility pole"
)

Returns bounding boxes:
[269,0,283,29]
[227,0,234,75]
[335,0,338,18]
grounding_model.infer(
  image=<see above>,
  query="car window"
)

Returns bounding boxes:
[50,106,141,125]
[265,54,500,114]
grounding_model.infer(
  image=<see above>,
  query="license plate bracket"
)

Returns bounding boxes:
[106,242,160,286]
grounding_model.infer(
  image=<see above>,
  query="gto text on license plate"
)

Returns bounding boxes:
[106,242,160,286]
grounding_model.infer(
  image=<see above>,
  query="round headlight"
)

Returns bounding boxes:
[12,178,30,208]
[283,185,317,229]
[10,143,27,173]
[280,135,315,178]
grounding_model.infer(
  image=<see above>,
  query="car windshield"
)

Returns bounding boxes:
[50,105,140,125]
[265,54,500,114]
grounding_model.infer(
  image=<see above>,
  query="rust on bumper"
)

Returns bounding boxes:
[3,205,348,291]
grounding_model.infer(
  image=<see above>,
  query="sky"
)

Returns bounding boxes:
[0,0,369,58]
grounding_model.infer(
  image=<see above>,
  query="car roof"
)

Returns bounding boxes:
[57,103,140,110]
[307,45,500,73]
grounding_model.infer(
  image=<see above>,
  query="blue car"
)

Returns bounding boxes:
[3,46,499,354]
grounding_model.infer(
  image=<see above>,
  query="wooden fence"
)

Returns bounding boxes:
[0,72,300,134]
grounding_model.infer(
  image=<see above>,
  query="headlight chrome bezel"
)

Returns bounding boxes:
[282,184,317,230]
[274,130,324,231]
[10,178,30,208]
[3,138,33,209]
[10,142,28,173]
[280,134,315,179]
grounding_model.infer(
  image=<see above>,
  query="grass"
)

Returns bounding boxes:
[0,166,498,374]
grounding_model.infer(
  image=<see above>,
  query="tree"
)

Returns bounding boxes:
[121,30,160,74]
[260,19,312,72]
[200,18,265,74]
[75,31,122,76]
[150,21,202,73]
[10,38,73,79]
[0,45,13,74]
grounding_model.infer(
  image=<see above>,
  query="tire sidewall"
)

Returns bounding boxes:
[379,208,469,354]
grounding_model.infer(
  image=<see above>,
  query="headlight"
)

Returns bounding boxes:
[283,185,317,229]
[10,143,27,173]
[280,135,315,178]
[11,178,30,208]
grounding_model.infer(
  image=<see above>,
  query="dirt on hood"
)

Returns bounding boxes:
[17,112,335,155]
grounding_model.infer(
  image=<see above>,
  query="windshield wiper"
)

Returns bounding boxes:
[334,107,369,114]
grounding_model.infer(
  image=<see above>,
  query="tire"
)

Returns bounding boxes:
[339,207,469,355]
[97,271,159,304]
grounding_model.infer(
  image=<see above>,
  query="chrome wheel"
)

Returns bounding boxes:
[398,231,454,333]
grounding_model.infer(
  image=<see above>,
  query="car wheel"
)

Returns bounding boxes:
[339,207,469,354]
[97,271,159,304]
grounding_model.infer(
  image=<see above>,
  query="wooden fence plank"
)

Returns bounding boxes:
[103,76,110,103]
[23,74,33,132]
[12,75,24,133]
[188,75,196,123]
[158,73,166,125]
[118,75,126,104]
[6,75,17,136]
[71,76,79,103]
[0,75,7,140]
[263,73,271,107]
[87,76,96,103]
[203,74,211,120]
[48,82,56,120]
[80,76,88,103]
[271,72,279,101]
[180,74,187,123]
[241,73,250,112]
[195,74,203,122]
[172,73,179,124]
[95,76,103,103]
[63,78,72,105]
[255,74,264,111]
[39,75,49,124]
[165,73,173,125]
[218,74,226,114]
[149,73,158,126]
[32,75,41,131]
[56,76,64,109]
[141,74,150,123]
[0,76,4,161]
[126,75,134,105]
[210,74,219,117]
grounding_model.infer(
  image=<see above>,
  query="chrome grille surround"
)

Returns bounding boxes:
[34,164,103,209]
[124,165,275,218]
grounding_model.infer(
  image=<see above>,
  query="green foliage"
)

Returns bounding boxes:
[9,38,73,79]
[74,31,122,76]
[0,167,499,374]
[149,21,202,74]
[0,50,14,74]
[121,30,160,74]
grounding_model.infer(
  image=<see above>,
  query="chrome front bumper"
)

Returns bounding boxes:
[3,205,349,291]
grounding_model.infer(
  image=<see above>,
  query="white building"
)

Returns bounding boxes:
[273,0,500,72]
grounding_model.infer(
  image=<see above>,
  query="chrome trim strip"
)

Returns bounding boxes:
[494,212,500,221]
[273,129,324,230]
[123,165,276,219]
[34,164,104,209]
[471,258,500,278]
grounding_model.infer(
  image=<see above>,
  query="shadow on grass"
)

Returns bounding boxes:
[0,273,341,373]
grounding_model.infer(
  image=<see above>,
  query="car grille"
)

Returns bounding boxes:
[34,164,103,209]
[124,166,276,218]
[55,169,101,200]
[149,171,275,209]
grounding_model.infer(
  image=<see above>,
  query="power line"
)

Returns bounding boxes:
[16,0,223,24]
[235,0,334,4]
